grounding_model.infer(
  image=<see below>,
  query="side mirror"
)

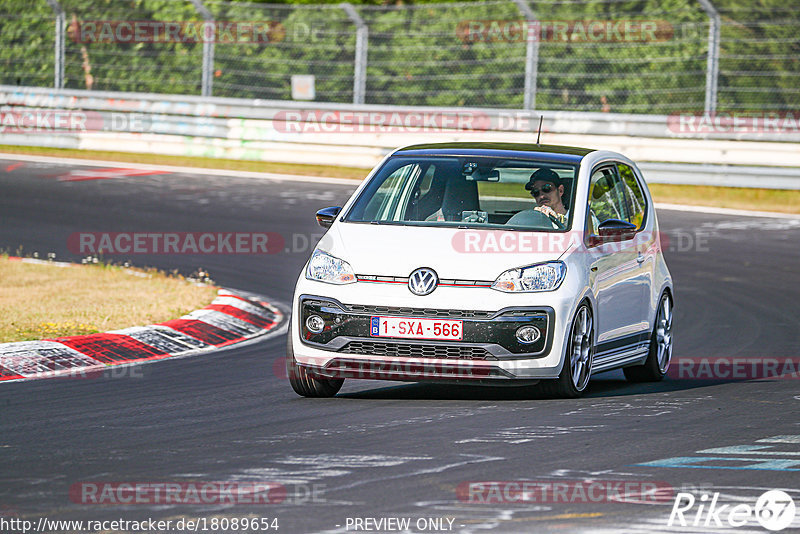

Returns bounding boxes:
[589,218,637,246]
[315,206,342,229]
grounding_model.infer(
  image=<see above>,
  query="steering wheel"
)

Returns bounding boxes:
[506,208,566,230]
[546,212,567,230]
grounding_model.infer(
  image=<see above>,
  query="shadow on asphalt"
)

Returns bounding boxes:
[336,375,730,401]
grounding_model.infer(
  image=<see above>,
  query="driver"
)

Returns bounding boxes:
[504,168,568,228]
[525,167,568,223]
[525,167,567,220]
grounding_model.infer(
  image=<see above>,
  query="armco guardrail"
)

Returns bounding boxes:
[1,86,799,189]
[637,163,800,191]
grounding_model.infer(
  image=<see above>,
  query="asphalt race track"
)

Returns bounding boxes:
[1,159,799,533]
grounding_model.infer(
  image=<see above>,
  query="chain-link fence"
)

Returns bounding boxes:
[715,2,800,112]
[0,0,797,114]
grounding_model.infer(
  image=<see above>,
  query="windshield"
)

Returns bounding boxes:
[344,156,579,231]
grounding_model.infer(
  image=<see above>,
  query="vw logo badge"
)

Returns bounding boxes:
[408,268,438,296]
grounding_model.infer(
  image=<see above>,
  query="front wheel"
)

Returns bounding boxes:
[286,331,344,397]
[624,292,673,383]
[541,303,594,398]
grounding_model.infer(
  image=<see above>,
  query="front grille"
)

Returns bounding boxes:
[343,304,493,319]
[341,341,491,360]
[356,275,492,287]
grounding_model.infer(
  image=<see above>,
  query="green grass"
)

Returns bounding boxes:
[649,184,800,214]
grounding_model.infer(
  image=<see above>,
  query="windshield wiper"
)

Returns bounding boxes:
[369,220,411,226]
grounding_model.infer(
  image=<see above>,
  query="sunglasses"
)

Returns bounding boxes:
[531,183,555,197]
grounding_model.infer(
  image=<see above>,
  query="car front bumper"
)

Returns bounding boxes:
[290,277,585,382]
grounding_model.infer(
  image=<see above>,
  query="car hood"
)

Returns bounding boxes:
[318,222,573,281]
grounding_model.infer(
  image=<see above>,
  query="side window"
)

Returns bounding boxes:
[617,163,647,230]
[361,163,421,221]
[587,165,627,234]
[418,164,436,196]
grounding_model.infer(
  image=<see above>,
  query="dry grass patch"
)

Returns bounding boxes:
[0,257,218,343]
[650,184,800,214]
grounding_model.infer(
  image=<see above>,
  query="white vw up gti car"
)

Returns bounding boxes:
[287,143,673,398]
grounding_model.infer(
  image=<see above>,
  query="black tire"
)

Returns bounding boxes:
[624,292,673,383]
[541,303,594,399]
[286,331,344,398]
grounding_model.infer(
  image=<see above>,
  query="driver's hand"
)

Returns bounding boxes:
[534,205,557,218]
[534,205,566,225]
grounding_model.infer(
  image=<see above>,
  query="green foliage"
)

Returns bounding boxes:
[0,0,55,87]
[1,0,797,112]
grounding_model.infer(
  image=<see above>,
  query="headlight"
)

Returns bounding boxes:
[306,249,356,285]
[491,261,566,292]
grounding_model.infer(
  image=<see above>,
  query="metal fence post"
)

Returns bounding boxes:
[512,0,538,110]
[697,0,720,114]
[190,0,215,97]
[45,0,65,89]
[341,3,368,105]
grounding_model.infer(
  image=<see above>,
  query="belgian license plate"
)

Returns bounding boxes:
[370,316,463,341]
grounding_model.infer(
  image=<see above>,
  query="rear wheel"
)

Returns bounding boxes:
[542,303,593,398]
[624,292,673,383]
[286,331,344,398]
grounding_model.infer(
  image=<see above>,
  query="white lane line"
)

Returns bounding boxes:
[0,152,361,185]
[277,455,433,468]
[757,435,800,443]
[698,445,800,456]
[456,425,606,444]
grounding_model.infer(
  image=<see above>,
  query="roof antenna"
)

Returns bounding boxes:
[536,115,543,145]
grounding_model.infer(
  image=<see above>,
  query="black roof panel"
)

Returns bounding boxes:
[393,142,593,164]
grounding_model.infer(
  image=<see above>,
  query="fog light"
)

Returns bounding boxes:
[515,325,541,344]
[306,315,325,333]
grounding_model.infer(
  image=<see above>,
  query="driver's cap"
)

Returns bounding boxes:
[525,168,562,190]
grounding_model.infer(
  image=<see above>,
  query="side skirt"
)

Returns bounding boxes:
[592,331,650,373]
